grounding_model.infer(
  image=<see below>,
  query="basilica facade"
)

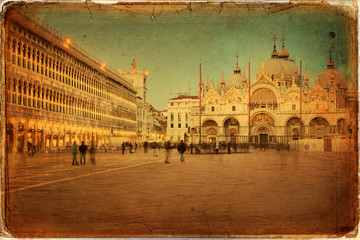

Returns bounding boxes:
[4,10,138,153]
[185,41,356,145]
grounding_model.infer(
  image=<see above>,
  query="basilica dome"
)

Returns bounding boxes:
[257,58,299,83]
[226,72,244,87]
[225,62,245,88]
[317,60,347,90]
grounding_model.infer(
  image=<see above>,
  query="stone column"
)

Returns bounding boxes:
[12,128,18,153]
[33,129,37,147]
[49,134,53,152]
[56,135,60,150]
[41,132,45,152]
[69,132,72,145]
[23,129,28,152]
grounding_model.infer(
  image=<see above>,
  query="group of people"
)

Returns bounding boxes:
[71,141,96,165]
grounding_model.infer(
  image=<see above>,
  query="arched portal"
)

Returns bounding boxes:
[224,118,239,143]
[286,117,303,140]
[337,119,347,135]
[202,120,218,143]
[309,117,330,139]
[251,113,274,143]
[256,126,270,143]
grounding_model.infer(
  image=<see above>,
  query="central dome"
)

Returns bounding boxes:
[317,68,347,90]
[257,58,299,83]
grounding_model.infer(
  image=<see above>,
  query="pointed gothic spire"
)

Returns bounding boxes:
[131,57,136,71]
[304,69,309,80]
[271,32,278,58]
[326,49,335,68]
[206,77,210,90]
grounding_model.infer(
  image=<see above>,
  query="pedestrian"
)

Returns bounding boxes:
[79,141,88,165]
[135,142,138,153]
[215,140,219,154]
[190,143,194,154]
[233,142,237,153]
[177,140,186,163]
[71,141,79,165]
[144,141,148,153]
[27,141,34,156]
[129,143,133,153]
[227,142,231,154]
[165,141,172,163]
[121,142,125,155]
[89,144,96,165]
[152,142,158,157]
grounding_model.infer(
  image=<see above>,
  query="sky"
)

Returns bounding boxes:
[16,3,354,110]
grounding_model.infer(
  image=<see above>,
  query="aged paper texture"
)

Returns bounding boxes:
[1,1,358,238]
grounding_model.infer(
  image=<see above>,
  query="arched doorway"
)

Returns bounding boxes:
[286,117,303,140]
[251,113,274,143]
[202,120,218,143]
[309,117,330,139]
[256,127,270,143]
[337,119,347,135]
[224,118,239,143]
[207,127,217,143]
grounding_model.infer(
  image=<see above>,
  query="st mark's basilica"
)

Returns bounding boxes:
[168,38,357,147]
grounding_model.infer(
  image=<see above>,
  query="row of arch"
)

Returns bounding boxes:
[7,29,136,105]
[199,112,346,128]
[6,117,137,153]
[198,115,347,138]
[6,77,137,126]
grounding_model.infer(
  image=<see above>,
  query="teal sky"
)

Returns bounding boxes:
[18,3,353,110]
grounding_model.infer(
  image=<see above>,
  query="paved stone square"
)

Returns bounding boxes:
[3,149,357,238]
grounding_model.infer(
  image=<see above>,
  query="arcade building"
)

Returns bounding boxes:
[4,10,138,153]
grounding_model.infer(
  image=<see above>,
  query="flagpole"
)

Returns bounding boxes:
[199,58,202,144]
[248,57,251,142]
[299,56,302,139]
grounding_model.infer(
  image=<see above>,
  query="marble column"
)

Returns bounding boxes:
[23,129,28,152]
[49,134,53,152]
[12,128,18,153]
[56,135,60,150]
[41,132,45,152]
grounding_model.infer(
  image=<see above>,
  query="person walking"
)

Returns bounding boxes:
[89,144,96,165]
[165,141,172,164]
[79,141,88,165]
[121,142,126,155]
[71,142,79,165]
[177,140,186,163]
[144,141,148,153]
[152,142,158,157]
[129,143,133,153]
[215,140,219,154]
[227,142,231,154]
[190,143,194,154]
